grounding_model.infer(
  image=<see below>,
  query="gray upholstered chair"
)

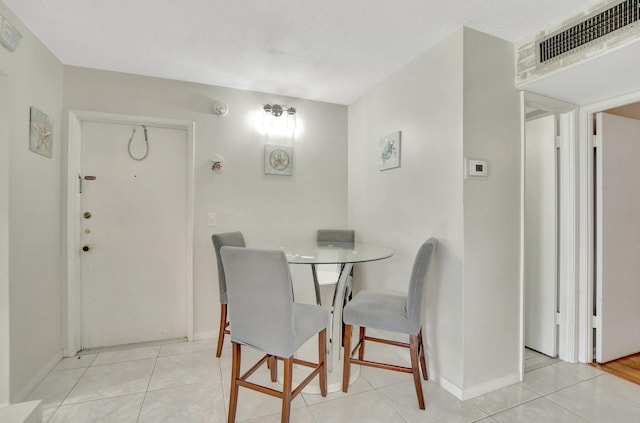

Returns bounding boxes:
[220,246,328,423]
[211,231,246,357]
[311,229,355,305]
[342,238,437,410]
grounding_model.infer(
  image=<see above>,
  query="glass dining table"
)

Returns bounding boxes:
[279,241,393,392]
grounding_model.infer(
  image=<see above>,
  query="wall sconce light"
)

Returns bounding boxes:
[211,154,224,174]
[263,104,297,129]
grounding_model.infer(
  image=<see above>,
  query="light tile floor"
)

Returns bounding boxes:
[25,339,640,422]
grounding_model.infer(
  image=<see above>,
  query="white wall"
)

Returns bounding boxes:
[0,71,10,405]
[0,1,65,401]
[62,67,348,338]
[348,27,521,398]
[462,28,521,393]
[348,30,465,389]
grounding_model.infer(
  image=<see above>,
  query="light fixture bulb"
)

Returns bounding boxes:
[271,104,283,117]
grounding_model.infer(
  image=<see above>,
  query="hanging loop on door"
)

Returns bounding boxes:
[127,125,149,161]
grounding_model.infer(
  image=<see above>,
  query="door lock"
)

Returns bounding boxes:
[82,244,92,252]
[83,211,92,219]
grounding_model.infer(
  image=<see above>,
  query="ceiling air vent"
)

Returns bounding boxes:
[537,0,640,65]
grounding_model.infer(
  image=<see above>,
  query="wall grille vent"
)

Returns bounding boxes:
[538,0,640,64]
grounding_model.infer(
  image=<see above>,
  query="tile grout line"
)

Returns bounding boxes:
[135,351,161,423]
[47,358,94,418]
[542,373,640,422]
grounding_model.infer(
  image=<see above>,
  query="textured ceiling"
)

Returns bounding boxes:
[3,0,599,104]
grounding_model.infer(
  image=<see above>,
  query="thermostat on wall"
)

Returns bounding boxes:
[465,158,488,179]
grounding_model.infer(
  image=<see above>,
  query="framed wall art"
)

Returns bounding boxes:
[264,145,293,176]
[29,106,53,158]
[379,131,400,171]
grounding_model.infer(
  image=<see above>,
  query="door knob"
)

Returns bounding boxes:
[82,244,92,252]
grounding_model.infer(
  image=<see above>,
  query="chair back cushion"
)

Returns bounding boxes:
[317,229,355,244]
[212,232,246,304]
[316,229,355,277]
[220,246,296,357]
[406,238,438,334]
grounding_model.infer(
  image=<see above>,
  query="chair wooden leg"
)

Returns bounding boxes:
[216,304,228,358]
[409,334,426,410]
[342,324,352,392]
[418,329,428,380]
[318,329,327,397]
[281,357,293,423]
[269,356,278,382]
[358,327,366,360]
[228,342,241,423]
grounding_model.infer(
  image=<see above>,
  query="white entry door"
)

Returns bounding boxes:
[524,114,558,357]
[595,112,640,363]
[80,121,188,349]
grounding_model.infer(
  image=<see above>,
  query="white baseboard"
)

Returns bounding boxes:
[14,351,62,403]
[434,373,520,401]
[193,331,216,341]
[437,376,464,399]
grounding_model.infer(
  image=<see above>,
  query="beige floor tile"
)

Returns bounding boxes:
[139,381,226,423]
[42,406,57,423]
[522,364,584,395]
[378,379,488,423]
[309,390,406,423]
[589,372,640,404]
[552,362,604,380]
[239,407,318,423]
[91,346,160,366]
[546,377,640,422]
[158,339,216,357]
[149,349,221,390]
[25,368,86,408]
[63,358,155,404]
[302,374,373,405]
[493,398,588,423]
[49,393,145,423]
[471,383,540,415]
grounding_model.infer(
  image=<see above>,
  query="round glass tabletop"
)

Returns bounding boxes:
[280,242,393,265]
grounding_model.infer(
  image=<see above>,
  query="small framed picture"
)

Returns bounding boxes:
[29,106,53,158]
[379,131,401,171]
[264,145,293,176]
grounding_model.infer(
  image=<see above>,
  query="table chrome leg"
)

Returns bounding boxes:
[329,262,353,371]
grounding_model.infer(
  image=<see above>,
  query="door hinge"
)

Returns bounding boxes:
[555,135,561,149]
[78,174,82,194]
[592,314,599,329]
[593,134,601,149]
[556,312,561,326]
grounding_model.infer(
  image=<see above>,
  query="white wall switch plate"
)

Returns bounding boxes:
[207,212,217,226]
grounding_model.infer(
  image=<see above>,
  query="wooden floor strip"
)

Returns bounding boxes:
[592,352,640,385]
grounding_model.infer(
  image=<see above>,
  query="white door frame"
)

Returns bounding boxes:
[520,92,579,379]
[0,72,10,405]
[577,89,640,363]
[65,110,195,356]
